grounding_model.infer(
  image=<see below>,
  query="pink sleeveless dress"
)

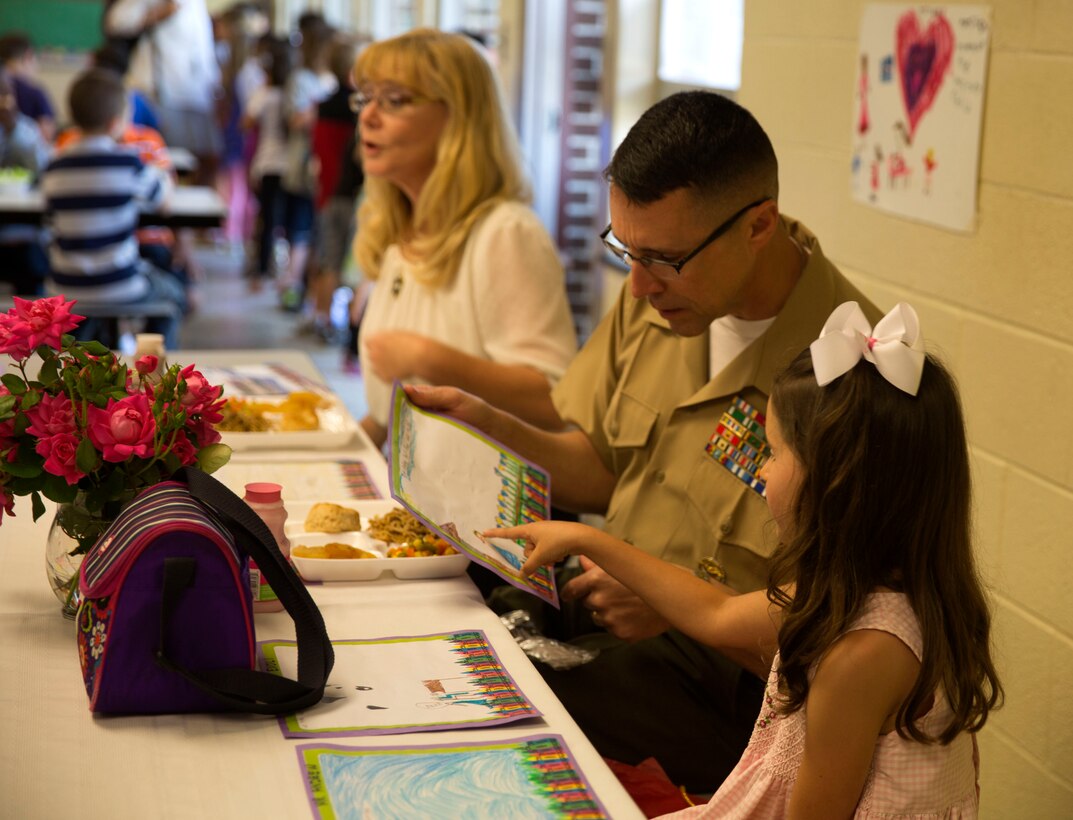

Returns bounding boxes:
[664,593,980,818]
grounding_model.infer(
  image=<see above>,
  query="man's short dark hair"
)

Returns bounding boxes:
[68,68,127,133]
[604,91,779,206]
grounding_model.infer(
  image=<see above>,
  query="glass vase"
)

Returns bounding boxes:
[45,498,114,619]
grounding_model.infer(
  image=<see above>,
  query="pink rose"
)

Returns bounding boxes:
[169,431,198,466]
[4,296,84,355]
[0,316,33,359]
[184,414,222,447]
[178,365,223,415]
[35,432,85,484]
[26,392,78,438]
[135,354,160,376]
[87,394,157,462]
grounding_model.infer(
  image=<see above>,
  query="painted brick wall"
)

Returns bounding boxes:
[739,2,1073,815]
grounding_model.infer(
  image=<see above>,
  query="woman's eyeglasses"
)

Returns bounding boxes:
[600,198,770,279]
[349,85,434,115]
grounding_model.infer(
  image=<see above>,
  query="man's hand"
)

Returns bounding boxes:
[562,556,671,642]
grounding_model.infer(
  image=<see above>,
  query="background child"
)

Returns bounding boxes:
[0,65,50,297]
[277,13,336,310]
[488,302,1002,817]
[303,34,364,341]
[243,36,292,290]
[0,32,56,141]
[41,68,186,348]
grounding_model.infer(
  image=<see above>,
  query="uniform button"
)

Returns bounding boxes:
[720,519,733,534]
[654,470,666,484]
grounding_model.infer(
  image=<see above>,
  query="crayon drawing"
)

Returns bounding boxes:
[297,735,609,819]
[263,631,541,737]
[851,4,991,231]
[388,383,558,605]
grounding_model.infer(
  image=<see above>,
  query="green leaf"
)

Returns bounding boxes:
[31,491,46,521]
[196,443,233,474]
[0,394,16,419]
[0,374,26,395]
[1,459,44,478]
[75,439,101,474]
[19,389,40,411]
[37,356,60,386]
[81,340,110,356]
[41,473,77,503]
[12,411,30,435]
[8,474,43,495]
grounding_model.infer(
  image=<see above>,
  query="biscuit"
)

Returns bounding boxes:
[303,502,362,533]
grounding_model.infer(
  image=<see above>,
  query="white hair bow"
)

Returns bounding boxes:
[809,301,925,396]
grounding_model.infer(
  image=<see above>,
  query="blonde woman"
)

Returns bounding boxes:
[353,29,577,447]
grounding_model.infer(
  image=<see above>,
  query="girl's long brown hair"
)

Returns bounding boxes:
[768,351,1002,743]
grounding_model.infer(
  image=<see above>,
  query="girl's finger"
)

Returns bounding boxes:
[483,526,527,541]
[520,555,544,577]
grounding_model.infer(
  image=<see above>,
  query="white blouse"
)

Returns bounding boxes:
[359,200,578,427]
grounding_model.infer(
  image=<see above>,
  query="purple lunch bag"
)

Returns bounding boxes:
[75,466,333,715]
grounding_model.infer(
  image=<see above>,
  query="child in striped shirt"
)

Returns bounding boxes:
[41,67,186,347]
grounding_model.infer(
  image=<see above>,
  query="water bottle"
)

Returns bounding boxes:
[243,482,292,613]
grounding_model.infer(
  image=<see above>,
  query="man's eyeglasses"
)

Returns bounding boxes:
[600,198,770,279]
[349,85,434,116]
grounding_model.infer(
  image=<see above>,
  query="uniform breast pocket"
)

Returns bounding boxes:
[686,457,777,593]
[604,389,659,450]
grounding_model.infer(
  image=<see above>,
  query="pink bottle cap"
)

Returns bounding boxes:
[244,482,283,503]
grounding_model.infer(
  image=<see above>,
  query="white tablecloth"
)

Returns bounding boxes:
[0,350,643,820]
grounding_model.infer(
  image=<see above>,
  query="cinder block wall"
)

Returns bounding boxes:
[738,2,1073,815]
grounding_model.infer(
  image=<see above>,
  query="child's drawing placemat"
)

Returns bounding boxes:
[215,458,380,501]
[388,384,557,606]
[262,630,541,737]
[199,362,327,397]
[296,735,609,819]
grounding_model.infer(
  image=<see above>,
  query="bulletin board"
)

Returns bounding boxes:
[0,0,104,53]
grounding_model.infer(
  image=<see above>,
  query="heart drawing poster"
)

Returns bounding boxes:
[852,5,991,231]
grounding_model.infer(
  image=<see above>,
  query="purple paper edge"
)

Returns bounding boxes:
[294,732,612,819]
[259,630,545,739]
[386,382,560,608]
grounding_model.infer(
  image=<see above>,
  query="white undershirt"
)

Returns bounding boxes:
[708,314,777,379]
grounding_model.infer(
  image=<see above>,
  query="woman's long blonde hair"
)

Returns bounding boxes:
[353,29,531,286]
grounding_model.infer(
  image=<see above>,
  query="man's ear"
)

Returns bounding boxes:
[745,199,780,250]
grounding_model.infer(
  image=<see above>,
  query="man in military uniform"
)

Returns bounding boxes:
[406,91,879,793]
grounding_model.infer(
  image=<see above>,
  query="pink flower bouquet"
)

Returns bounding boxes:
[0,296,232,553]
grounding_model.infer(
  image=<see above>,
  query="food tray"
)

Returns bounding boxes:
[286,500,470,582]
[220,398,359,451]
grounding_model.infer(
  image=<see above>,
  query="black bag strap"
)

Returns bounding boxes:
[154,466,334,715]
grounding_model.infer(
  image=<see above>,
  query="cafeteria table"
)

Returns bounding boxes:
[0,349,644,820]
[0,184,226,229]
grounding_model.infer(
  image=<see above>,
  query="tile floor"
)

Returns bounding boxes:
[177,241,368,423]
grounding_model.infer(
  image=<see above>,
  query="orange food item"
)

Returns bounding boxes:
[292,543,378,559]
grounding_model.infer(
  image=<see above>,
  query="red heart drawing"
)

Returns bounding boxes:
[895,11,954,142]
